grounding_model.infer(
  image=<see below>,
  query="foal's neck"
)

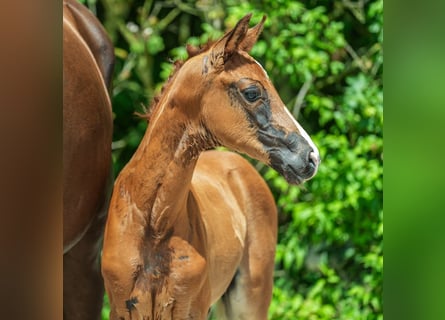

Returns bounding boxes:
[120,65,213,237]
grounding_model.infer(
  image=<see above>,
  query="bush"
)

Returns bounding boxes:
[79,0,383,318]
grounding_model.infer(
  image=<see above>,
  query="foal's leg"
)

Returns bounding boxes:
[63,207,107,320]
[215,174,278,320]
[214,238,276,320]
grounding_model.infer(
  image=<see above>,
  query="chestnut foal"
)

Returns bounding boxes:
[102,14,319,320]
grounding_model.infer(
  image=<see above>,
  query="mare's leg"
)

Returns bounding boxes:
[63,206,107,320]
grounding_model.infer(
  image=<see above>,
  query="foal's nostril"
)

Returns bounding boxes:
[308,151,319,168]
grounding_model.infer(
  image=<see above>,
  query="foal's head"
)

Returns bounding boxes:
[167,14,320,184]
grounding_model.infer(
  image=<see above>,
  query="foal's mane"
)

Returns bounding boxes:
[141,41,215,121]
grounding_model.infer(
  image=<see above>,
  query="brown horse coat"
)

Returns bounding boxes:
[63,0,114,318]
[102,14,319,320]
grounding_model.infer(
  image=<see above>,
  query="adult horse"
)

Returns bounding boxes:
[102,14,319,319]
[63,0,114,319]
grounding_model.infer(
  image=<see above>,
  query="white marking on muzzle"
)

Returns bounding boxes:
[283,106,320,161]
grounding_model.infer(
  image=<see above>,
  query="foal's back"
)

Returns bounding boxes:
[192,150,277,319]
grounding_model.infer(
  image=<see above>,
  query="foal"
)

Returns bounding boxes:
[102,14,319,320]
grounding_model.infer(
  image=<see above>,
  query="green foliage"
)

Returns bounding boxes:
[88,0,383,319]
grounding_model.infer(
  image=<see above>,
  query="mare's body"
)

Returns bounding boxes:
[63,0,114,318]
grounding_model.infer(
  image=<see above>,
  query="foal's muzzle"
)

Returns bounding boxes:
[262,131,320,185]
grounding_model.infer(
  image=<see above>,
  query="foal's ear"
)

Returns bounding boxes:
[210,14,252,68]
[240,15,266,52]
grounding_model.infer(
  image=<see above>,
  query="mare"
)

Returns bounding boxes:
[101,14,320,320]
[63,0,114,318]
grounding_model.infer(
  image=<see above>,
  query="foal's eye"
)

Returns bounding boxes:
[242,86,261,103]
